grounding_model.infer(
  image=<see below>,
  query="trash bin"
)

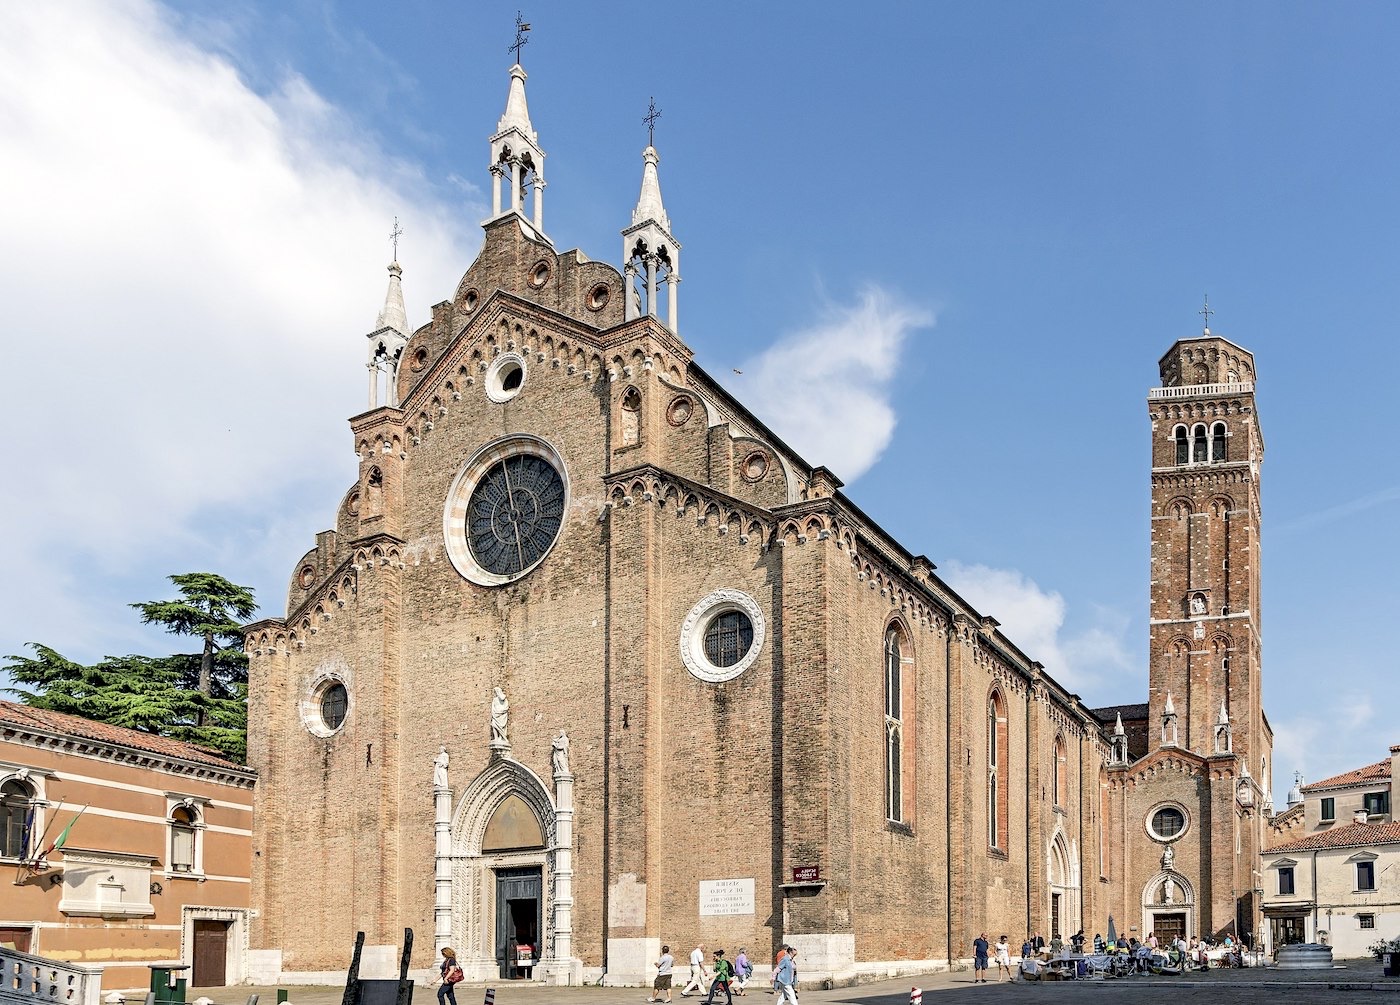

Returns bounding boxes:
[1384,952,1400,977]
[356,979,413,1005]
[149,966,190,1005]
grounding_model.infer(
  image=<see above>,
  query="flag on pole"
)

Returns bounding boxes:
[42,805,88,858]
[20,806,35,861]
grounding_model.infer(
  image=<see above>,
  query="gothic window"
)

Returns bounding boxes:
[884,629,904,823]
[1211,422,1227,462]
[619,385,642,446]
[1052,735,1067,807]
[1,779,37,860]
[988,690,1008,849]
[1174,426,1189,465]
[1192,424,1208,464]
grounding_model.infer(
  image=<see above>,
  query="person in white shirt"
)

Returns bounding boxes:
[994,937,1012,981]
[681,945,709,997]
[650,945,675,1003]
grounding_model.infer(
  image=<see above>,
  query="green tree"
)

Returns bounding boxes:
[4,574,257,761]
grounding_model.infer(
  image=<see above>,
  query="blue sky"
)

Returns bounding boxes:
[2,1,1397,799]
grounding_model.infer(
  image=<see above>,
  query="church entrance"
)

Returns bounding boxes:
[495,866,541,979]
[1153,912,1186,947]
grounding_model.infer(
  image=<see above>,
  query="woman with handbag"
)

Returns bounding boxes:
[438,947,463,1005]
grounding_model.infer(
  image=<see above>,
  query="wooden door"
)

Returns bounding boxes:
[1154,913,1186,946]
[192,920,229,987]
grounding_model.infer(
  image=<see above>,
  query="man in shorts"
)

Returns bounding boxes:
[650,945,674,1003]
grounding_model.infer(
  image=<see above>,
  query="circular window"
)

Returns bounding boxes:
[298,565,315,590]
[529,259,552,288]
[346,491,360,516]
[1148,804,1188,842]
[587,283,610,312]
[486,353,527,403]
[741,451,769,482]
[320,682,347,730]
[443,435,569,586]
[666,395,694,427]
[680,589,766,683]
[463,288,480,313]
[299,670,352,738]
[409,347,428,373]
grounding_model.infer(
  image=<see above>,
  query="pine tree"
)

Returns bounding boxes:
[4,574,256,761]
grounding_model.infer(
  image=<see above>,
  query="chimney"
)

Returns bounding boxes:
[1355,809,1370,825]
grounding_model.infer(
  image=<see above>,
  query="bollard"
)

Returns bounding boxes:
[484,990,496,1005]
[277,991,289,1005]
[910,988,922,1005]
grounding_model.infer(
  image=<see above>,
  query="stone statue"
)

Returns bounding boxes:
[551,730,571,776]
[491,687,510,745]
[1161,843,1175,870]
[1190,593,1205,615]
[1164,876,1176,904]
[433,746,449,787]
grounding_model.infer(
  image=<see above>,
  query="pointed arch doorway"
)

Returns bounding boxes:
[1047,833,1080,941]
[451,759,557,982]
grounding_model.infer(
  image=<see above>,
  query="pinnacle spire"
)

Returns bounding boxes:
[1163,691,1176,716]
[377,262,407,337]
[1217,700,1230,726]
[632,145,671,232]
[498,64,538,141]
[1113,712,1125,736]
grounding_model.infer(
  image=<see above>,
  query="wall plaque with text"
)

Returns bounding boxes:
[698,878,755,916]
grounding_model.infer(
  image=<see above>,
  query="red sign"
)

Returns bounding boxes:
[792,866,820,883]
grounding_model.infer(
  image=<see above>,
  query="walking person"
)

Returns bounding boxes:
[771,946,788,995]
[733,948,752,995]
[973,933,989,983]
[994,935,1012,981]
[774,947,798,1005]
[436,947,462,1005]
[681,944,709,997]
[704,950,734,1005]
[650,945,675,1003]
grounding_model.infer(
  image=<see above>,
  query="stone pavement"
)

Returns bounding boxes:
[195,961,1400,1005]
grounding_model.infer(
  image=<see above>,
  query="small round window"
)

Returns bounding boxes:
[486,353,527,403]
[529,259,551,288]
[680,589,766,683]
[587,283,610,311]
[320,682,348,731]
[1148,805,1187,841]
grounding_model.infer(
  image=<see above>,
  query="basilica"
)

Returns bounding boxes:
[244,60,1274,985]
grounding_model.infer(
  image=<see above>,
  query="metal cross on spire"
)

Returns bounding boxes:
[510,12,531,64]
[1199,294,1214,333]
[389,217,403,262]
[644,97,662,147]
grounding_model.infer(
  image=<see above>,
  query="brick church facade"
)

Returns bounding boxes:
[244,63,1274,985]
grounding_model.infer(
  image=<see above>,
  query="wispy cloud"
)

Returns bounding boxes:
[1270,693,1382,802]
[1275,484,1400,535]
[0,2,476,661]
[731,286,932,483]
[939,561,1135,694]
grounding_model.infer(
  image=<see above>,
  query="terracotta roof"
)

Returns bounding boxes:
[0,699,240,769]
[1267,820,1400,854]
[1302,759,1390,792]
[1089,702,1149,724]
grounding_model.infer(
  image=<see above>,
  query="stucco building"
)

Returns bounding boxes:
[244,60,1275,985]
[0,700,255,989]
[1261,748,1400,956]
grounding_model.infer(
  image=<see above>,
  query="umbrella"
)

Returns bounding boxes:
[1107,915,1118,946]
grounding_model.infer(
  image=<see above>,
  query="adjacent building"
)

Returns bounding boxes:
[245,59,1275,985]
[0,700,256,989]
[1262,747,1400,956]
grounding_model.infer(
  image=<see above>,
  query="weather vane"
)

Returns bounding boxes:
[390,217,403,262]
[511,12,531,64]
[644,97,662,147]
[1199,294,1213,333]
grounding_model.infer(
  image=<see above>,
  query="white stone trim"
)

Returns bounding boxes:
[485,352,528,403]
[678,589,765,684]
[1145,801,1191,843]
[299,659,352,739]
[442,434,569,588]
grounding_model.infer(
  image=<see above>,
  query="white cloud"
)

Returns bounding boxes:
[939,561,1134,693]
[0,2,478,659]
[732,286,932,483]
[1270,694,1380,804]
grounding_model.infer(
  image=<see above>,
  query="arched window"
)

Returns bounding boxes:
[988,690,1008,849]
[170,806,197,872]
[1192,424,1208,464]
[1,779,37,860]
[1211,422,1227,462]
[884,630,904,823]
[1174,426,1189,465]
[1052,735,1067,808]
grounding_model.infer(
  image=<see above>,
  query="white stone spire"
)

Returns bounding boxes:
[489,64,547,237]
[367,261,409,409]
[1163,692,1175,716]
[1217,701,1230,726]
[1113,712,1125,736]
[622,143,681,332]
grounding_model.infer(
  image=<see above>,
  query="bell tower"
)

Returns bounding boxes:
[1146,321,1267,772]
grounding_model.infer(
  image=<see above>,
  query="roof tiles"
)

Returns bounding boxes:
[1302,759,1391,792]
[1267,819,1400,854]
[0,699,239,769]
